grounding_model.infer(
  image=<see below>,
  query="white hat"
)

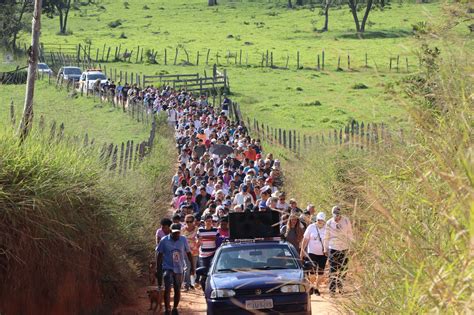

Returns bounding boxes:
[316,212,326,221]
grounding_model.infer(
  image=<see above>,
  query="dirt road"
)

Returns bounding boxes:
[114,278,339,315]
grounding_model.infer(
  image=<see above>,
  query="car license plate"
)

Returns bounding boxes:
[245,299,273,310]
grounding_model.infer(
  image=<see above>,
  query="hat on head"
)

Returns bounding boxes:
[316,212,326,221]
[204,214,213,220]
[170,223,182,233]
[224,199,232,207]
[332,206,341,216]
[212,215,219,222]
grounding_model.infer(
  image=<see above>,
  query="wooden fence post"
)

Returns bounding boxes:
[322,50,325,70]
[110,145,118,172]
[289,130,292,149]
[297,51,300,70]
[10,100,15,126]
[283,130,286,148]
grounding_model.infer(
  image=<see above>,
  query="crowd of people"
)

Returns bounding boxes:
[151,87,354,315]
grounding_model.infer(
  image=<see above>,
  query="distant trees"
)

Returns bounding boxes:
[208,0,217,6]
[43,0,72,34]
[0,0,33,49]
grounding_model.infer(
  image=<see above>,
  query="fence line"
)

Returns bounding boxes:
[8,100,157,176]
[242,114,403,155]
[26,41,418,73]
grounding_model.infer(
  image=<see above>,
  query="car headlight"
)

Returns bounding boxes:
[210,289,236,298]
[280,284,305,293]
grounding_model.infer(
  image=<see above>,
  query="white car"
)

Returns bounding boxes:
[37,63,53,75]
[78,69,107,93]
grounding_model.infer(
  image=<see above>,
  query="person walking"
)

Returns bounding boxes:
[181,215,199,291]
[300,212,327,296]
[324,206,354,296]
[156,218,172,288]
[280,213,305,253]
[196,214,220,290]
[156,223,195,315]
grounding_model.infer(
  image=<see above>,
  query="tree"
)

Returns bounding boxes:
[347,0,381,33]
[43,0,72,34]
[288,0,292,8]
[321,0,332,32]
[0,0,33,49]
[208,0,217,6]
[19,0,43,142]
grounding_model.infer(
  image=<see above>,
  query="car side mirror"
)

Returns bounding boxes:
[303,261,314,271]
[196,266,208,276]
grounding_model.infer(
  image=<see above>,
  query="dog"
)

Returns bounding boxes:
[148,260,156,285]
[146,288,163,314]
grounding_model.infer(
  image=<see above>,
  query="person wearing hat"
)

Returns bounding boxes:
[156,223,195,315]
[323,206,354,296]
[301,212,328,296]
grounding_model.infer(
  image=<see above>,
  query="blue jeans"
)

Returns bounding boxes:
[184,255,198,288]
[198,255,214,291]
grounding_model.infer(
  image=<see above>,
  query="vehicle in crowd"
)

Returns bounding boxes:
[198,240,312,315]
[57,66,82,82]
[37,63,53,75]
[78,69,107,93]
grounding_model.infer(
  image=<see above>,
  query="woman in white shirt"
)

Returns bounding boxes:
[300,212,327,296]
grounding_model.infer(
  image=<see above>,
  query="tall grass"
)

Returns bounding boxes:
[0,116,176,313]
[342,30,473,313]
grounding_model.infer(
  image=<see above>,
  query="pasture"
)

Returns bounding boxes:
[12,0,450,134]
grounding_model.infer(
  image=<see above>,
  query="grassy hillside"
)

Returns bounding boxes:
[14,0,452,134]
[0,117,176,314]
[31,0,441,64]
[0,80,150,144]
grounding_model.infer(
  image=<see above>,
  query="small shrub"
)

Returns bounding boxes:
[123,1,129,9]
[108,19,122,28]
[412,21,429,35]
[321,118,330,123]
[227,34,234,38]
[119,32,127,39]
[353,83,368,89]
[296,87,303,91]
[143,5,150,10]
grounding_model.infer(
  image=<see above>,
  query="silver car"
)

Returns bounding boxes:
[58,66,82,82]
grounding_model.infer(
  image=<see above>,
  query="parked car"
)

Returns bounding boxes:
[57,66,82,82]
[37,63,53,75]
[78,69,107,93]
[197,241,312,315]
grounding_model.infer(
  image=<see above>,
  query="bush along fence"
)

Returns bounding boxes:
[244,115,403,155]
[0,66,28,84]
[8,101,157,176]
[28,41,420,73]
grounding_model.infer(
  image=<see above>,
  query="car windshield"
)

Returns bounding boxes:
[38,64,49,69]
[64,68,81,75]
[215,245,299,272]
[87,73,106,80]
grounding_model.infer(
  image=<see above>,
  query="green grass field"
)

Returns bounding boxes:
[0,80,150,144]
[6,1,457,137]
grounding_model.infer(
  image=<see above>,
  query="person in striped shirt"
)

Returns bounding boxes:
[196,214,220,291]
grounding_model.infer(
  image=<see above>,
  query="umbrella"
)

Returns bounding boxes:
[209,144,234,156]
